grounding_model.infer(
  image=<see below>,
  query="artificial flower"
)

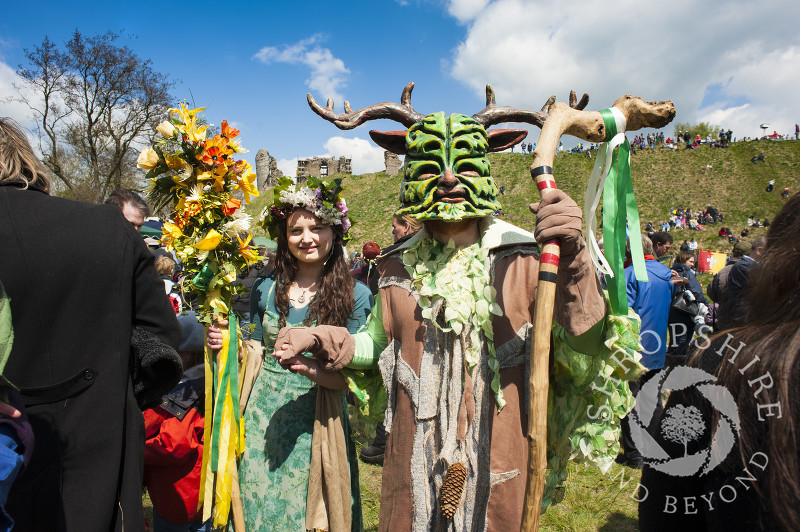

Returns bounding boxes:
[259,176,351,241]
[207,290,229,314]
[145,103,259,325]
[222,197,241,216]
[194,229,222,250]
[165,155,188,170]
[209,165,228,191]
[185,184,204,203]
[220,120,239,139]
[222,211,252,238]
[170,103,209,143]
[235,170,259,204]
[227,137,248,154]
[156,121,176,138]
[237,233,260,264]
[137,148,160,170]
[197,145,226,167]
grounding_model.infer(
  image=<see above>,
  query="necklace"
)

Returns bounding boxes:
[293,281,316,304]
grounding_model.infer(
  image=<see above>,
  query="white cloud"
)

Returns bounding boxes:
[0,61,38,128]
[277,157,298,178]
[253,35,350,102]
[324,136,389,175]
[446,0,800,140]
[448,0,491,23]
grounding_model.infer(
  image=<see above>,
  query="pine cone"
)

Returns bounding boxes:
[439,462,466,520]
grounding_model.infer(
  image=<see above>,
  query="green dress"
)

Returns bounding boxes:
[239,276,372,531]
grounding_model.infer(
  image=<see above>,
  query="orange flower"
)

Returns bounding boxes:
[222,197,241,216]
[197,145,226,167]
[220,120,239,139]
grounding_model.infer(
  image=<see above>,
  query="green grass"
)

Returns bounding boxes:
[349,411,642,531]
[351,429,643,532]
[141,444,642,531]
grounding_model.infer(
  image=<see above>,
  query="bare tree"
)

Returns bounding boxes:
[661,404,706,457]
[12,31,174,202]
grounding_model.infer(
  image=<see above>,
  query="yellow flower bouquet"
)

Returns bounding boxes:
[141,102,260,323]
[139,103,259,527]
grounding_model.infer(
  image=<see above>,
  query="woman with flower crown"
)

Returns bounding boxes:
[208,176,372,531]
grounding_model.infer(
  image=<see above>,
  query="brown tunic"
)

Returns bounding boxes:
[374,217,605,532]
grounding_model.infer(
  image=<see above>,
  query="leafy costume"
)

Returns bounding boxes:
[344,217,641,530]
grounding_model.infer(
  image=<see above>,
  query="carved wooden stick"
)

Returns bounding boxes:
[520,95,675,532]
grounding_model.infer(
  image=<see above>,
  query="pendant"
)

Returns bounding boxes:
[298,292,305,304]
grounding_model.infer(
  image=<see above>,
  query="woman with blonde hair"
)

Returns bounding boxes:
[0,118,50,191]
[1,117,180,530]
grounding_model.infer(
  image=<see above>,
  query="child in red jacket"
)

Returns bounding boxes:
[144,312,209,532]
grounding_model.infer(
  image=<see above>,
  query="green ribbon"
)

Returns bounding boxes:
[210,313,240,470]
[600,109,648,316]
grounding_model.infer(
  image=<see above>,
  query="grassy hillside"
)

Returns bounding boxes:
[248,139,800,253]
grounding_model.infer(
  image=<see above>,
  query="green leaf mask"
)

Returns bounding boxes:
[397,112,501,221]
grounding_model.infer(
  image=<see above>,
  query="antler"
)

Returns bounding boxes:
[307,82,426,130]
[472,84,589,129]
[532,95,676,170]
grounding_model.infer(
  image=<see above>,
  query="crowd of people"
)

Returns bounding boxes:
[646,204,723,234]
[3,108,800,532]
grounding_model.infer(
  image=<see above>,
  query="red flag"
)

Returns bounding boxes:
[698,249,726,274]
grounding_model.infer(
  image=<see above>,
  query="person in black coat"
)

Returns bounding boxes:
[0,118,181,531]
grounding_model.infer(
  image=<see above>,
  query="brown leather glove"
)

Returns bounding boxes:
[273,325,355,371]
[529,189,584,257]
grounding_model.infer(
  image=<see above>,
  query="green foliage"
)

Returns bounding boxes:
[672,121,721,140]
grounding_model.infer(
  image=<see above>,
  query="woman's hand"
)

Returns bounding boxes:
[207,319,228,351]
[273,341,346,390]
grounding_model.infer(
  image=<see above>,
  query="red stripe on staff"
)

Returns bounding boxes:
[540,253,560,266]
[537,180,556,191]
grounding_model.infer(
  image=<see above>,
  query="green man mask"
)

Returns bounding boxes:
[307,83,532,221]
[395,112,500,221]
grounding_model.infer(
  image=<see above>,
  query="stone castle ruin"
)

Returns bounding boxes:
[385,151,402,176]
[254,149,402,190]
[255,149,283,189]
[296,156,352,181]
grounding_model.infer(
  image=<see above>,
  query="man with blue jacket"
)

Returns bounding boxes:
[618,234,675,468]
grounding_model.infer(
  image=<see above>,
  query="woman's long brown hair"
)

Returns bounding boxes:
[691,192,800,531]
[270,213,354,329]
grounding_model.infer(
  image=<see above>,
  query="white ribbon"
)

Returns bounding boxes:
[584,107,627,278]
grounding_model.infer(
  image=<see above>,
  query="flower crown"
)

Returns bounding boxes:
[260,176,352,241]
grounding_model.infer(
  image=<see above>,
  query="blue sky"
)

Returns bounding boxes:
[2,0,799,177]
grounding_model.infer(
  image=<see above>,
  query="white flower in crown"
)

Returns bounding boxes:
[262,177,352,242]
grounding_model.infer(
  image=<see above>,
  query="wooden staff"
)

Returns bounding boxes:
[520,95,675,531]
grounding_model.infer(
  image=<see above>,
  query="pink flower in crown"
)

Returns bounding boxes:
[341,217,351,233]
[335,199,348,217]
